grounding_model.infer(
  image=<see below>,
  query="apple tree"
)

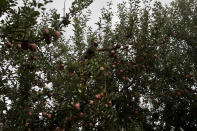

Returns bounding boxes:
[0,0,197,130]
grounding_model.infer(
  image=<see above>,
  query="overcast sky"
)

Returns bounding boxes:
[45,0,172,37]
[46,0,172,15]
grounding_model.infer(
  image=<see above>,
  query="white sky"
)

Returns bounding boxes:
[46,0,172,16]
[45,0,172,37]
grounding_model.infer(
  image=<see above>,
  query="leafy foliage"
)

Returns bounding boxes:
[0,0,197,130]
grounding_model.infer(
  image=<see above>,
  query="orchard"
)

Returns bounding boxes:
[0,0,197,130]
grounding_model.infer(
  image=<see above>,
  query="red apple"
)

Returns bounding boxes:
[33,56,38,60]
[47,113,52,119]
[74,103,80,111]
[173,33,177,37]
[95,94,101,99]
[112,65,116,68]
[120,69,124,73]
[122,76,126,80]
[25,122,29,127]
[28,111,32,116]
[111,50,115,54]
[108,100,112,104]
[69,72,73,77]
[89,100,94,105]
[55,31,61,38]
[44,29,49,35]
[100,67,104,71]
[42,112,47,117]
[89,122,93,127]
[55,127,60,131]
[135,110,139,114]
[29,43,37,52]
[7,42,13,48]
[17,43,22,49]
[125,44,129,48]
[150,96,154,99]
[186,73,192,79]
[79,112,84,118]
[177,91,182,96]
[154,54,159,59]
[100,92,104,96]
[125,77,130,81]
[59,64,64,70]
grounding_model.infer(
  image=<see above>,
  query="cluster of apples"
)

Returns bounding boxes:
[6,29,61,52]
[7,41,37,52]
[43,29,61,44]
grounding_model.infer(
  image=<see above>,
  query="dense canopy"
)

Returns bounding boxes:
[0,0,197,130]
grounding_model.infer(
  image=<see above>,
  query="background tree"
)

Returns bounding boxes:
[0,0,196,130]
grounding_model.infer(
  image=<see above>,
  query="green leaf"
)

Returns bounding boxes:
[38,3,44,8]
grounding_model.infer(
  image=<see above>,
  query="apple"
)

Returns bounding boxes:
[100,92,104,96]
[89,122,93,127]
[111,50,115,54]
[185,73,192,79]
[143,52,147,57]
[135,110,139,114]
[33,56,38,60]
[59,64,64,70]
[173,33,177,37]
[95,94,101,99]
[79,112,84,118]
[44,29,49,35]
[119,69,124,73]
[29,43,37,52]
[25,122,29,127]
[55,31,61,38]
[74,103,80,111]
[47,113,52,119]
[69,72,73,77]
[108,72,112,75]
[177,91,182,96]
[40,67,44,71]
[89,100,94,105]
[17,43,22,49]
[122,76,126,80]
[7,42,13,48]
[28,111,32,116]
[116,61,120,65]
[150,96,154,99]
[108,100,112,104]
[39,91,44,95]
[55,127,60,131]
[125,77,130,81]
[125,44,129,48]
[154,54,159,59]
[43,101,47,105]
[165,77,168,81]
[100,67,104,71]
[42,112,47,117]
